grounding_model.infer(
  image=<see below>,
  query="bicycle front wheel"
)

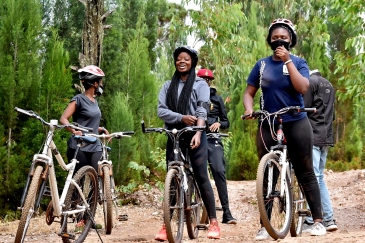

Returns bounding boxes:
[256,153,293,239]
[290,170,306,237]
[164,169,184,243]
[185,175,203,239]
[61,166,98,243]
[14,166,44,243]
[102,166,114,234]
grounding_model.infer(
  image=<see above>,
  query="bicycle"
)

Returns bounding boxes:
[141,121,208,243]
[85,130,135,234]
[242,106,314,239]
[14,107,100,243]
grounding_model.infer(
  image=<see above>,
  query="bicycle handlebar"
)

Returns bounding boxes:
[141,120,205,136]
[241,106,316,120]
[14,107,93,132]
[207,133,229,138]
[86,131,135,140]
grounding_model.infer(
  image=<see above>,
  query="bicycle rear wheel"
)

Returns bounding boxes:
[14,166,44,243]
[102,166,114,234]
[163,169,184,243]
[185,175,203,239]
[61,166,98,243]
[256,153,293,239]
[290,169,306,237]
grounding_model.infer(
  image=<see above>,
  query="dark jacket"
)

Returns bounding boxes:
[207,87,229,131]
[303,71,335,146]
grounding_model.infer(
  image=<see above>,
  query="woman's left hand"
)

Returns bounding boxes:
[275,46,290,62]
[190,134,201,149]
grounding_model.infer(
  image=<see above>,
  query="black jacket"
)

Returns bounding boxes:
[207,87,229,130]
[303,71,335,146]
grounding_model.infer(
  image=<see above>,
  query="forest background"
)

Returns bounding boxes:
[0,0,364,219]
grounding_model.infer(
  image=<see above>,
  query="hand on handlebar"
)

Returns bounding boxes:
[242,110,254,120]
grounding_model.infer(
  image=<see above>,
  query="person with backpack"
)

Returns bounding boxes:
[197,68,237,224]
[243,18,326,240]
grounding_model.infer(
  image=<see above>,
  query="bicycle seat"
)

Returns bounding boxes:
[74,135,97,144]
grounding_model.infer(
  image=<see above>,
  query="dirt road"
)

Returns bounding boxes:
[1,169,365,242]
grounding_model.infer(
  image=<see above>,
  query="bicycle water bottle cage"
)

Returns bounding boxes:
[74,135,97,145]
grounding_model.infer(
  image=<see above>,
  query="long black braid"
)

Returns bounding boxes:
[166,67,196,115]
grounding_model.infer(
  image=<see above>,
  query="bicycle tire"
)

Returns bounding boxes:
[14,166,44,243]
[61,166,98,243]
[164,169,184,243]
[185,175,203,239]
[256,153,293,239]
[102,166,113,234]
[290,170,306,237]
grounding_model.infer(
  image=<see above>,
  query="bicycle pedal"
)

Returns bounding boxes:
[197,224,209,230]
[58,233,75,240]
[298,209,311,216]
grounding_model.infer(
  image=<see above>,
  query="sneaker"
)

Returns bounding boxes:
[302,221,314,233]
[75,220,85,234]
[310,222,326,236]
[323,219,338,231]
[155,224,167,241]
[222,211,237,224]
[207,221,220,239]
[255,227,270,241]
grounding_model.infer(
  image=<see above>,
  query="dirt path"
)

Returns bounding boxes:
[1,169,365,243]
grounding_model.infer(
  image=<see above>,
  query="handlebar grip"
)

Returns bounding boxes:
[72,122,93,132]
[123,131,135,135]
[15,107,35,117]
[301,108,316,113]
[220,133,229,137]
[141,120,146,133]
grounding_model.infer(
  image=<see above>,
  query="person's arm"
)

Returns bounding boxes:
[217,95,229,129]
[303,81,315,108]
[60,101,82,135]
[157,81,183,124]
[243,84,258,115]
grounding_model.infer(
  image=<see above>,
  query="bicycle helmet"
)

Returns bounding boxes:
[197,68,214,80]
[267,18,297,48]
[78,65,105,80]
[173,46,199,68]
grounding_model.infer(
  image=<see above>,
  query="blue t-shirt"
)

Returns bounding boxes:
[246,54,309,122]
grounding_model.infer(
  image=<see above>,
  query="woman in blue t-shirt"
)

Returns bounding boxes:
[60,65,109,173]
[243,18,326,239]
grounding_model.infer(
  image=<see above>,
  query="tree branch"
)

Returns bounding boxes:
[101,9,115,21]
[78,0,86,7]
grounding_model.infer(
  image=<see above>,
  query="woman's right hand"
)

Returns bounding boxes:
[182,115,197,126]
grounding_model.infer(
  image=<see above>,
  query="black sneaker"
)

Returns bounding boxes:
[222,211,237,224]
[323,219,338,231]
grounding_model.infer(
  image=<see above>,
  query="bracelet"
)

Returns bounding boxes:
[284,59,292,65]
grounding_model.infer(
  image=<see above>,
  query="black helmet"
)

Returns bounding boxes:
[78,65,105,80]
[267,18,297,48]
[173,46,199,68]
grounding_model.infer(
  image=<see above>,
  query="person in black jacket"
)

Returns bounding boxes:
[303,69,337,232]
[197,68,237,224]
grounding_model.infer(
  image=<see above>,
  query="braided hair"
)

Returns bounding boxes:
[166,67,196,115]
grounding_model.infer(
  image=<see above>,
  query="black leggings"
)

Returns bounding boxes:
[256,117,322,220]
[67,148,102,174]
[166,132,216,219]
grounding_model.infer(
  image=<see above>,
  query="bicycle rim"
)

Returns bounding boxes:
[256,153,293,239]
[290,171,306,237]
[164,169,184,243]
[14,166,43,243]
[185,175,203,239]
[61,166,98,243]
[102,166,113,234]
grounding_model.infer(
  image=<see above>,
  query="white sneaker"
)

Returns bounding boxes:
[302,222,314,233]
[255,227,270,240]
[310,222,327,236]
